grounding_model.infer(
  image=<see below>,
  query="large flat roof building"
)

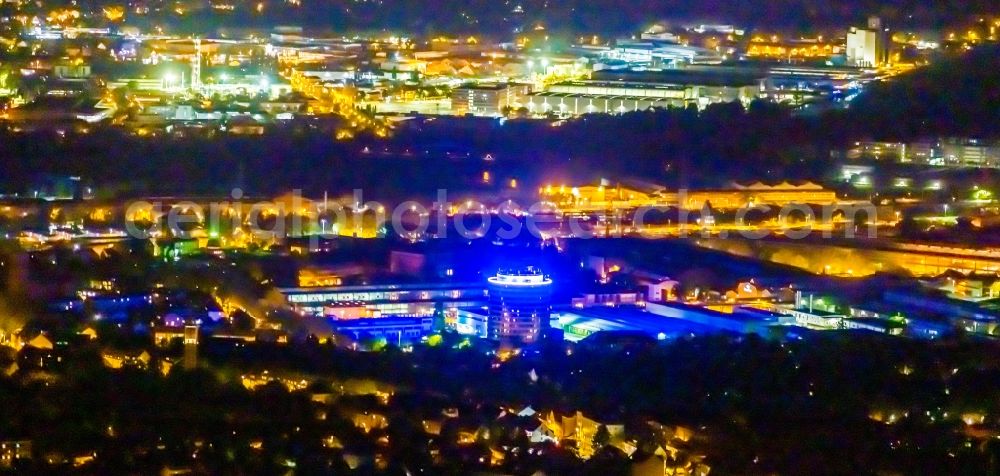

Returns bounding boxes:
[556,306,719,342]
[3,96,115,124]
[600,39,723,66]
[279,282,488,317]
[539,181,840,212]
[527,69,764,115]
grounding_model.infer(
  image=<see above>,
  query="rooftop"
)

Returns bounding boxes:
[591,69,764,87]
[455,82,523,91]
[557,305,722,342]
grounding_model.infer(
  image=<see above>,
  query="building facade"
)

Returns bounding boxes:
[330,316,433,346]
[527,79,759,115]
[280,282,488,317]
[846,17,887,68]
[452,83,530,116]
[844,139,1000,168]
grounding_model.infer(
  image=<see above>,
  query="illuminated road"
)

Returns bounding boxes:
[287,70,389,138]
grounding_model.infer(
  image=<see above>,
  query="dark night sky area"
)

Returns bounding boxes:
[154,0,1000,35]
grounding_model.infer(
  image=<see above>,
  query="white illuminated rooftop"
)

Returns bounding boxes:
[488,269,552,286]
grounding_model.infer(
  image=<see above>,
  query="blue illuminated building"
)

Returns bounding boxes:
[487,268,553,343]
[330,316,433,347]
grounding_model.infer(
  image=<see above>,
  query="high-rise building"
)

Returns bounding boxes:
[487,268,553,342]
[846,16,887,67]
